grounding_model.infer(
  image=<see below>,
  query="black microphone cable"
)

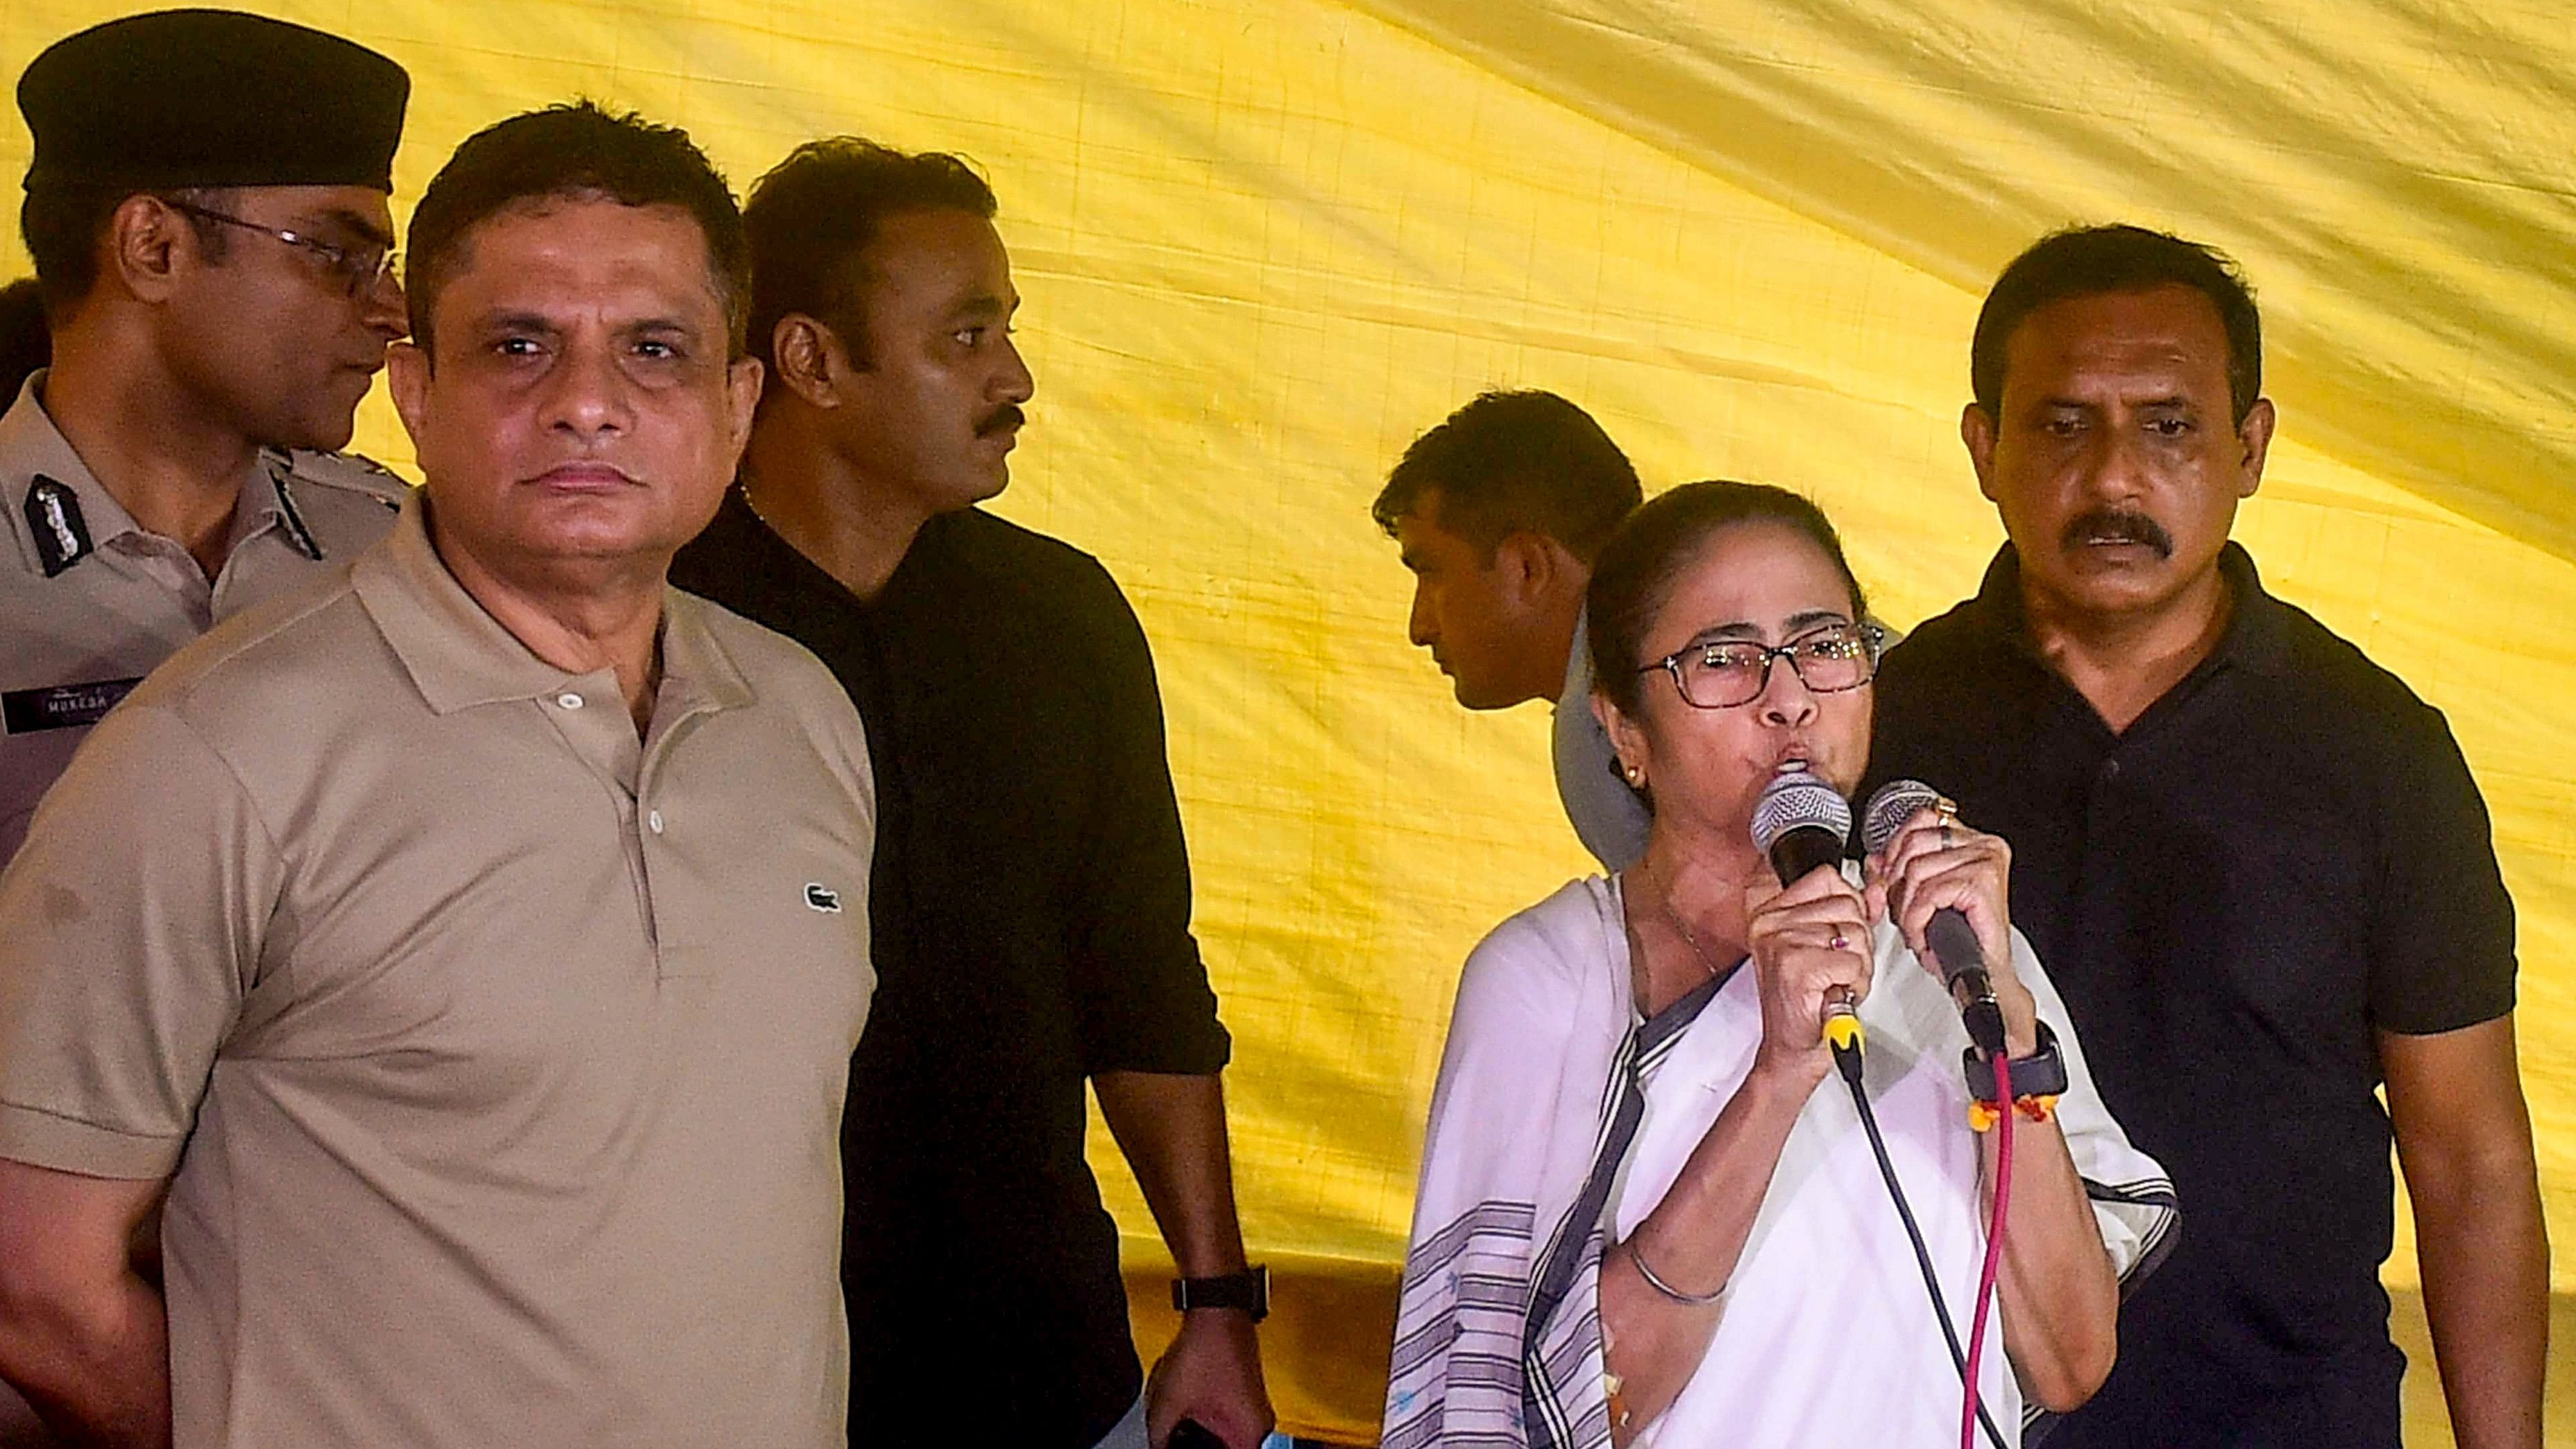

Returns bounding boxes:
[1840,1050,2010,1449]
[1764,771,2009,1447]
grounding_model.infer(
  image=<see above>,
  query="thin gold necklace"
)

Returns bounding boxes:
[1638,858,1729,994]
[737,469,783,536]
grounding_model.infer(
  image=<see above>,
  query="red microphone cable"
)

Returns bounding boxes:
[1843,1051,2010,1449]
[1961,1051,2015,1449]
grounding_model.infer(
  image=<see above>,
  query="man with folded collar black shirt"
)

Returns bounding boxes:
[671,138,1273,1449]
[1866,225,2547,1448]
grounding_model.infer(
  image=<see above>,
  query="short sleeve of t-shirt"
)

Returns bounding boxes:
[2366,702,2517,1035]
[1059,564,1230,1078]
[0,702,275,1178]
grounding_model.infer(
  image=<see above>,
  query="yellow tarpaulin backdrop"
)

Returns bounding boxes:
[3,1,2567,1441]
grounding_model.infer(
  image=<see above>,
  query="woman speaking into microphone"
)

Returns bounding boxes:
[1383,482,2176,1449]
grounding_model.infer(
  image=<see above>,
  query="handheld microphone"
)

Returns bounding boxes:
[1862,779,2009,1058]
[1750,771,1862,1066]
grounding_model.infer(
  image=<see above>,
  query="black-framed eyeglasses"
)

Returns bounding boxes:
[1641,620,1888,710]
[165,201,398,300]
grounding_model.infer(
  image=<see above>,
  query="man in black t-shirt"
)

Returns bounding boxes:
[668,140,1272,1449]
[1865,225,2548,1447]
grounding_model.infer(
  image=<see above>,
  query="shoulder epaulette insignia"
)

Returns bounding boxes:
[279,448,408,511]
[23,473,91,577]
[266,460,325,561]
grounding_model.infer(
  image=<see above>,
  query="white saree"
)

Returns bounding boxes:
[1384,874,2176,1449]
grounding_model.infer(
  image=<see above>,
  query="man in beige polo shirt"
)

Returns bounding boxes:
[0,103,875,1448]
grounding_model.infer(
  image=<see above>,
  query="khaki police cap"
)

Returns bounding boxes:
[19,9,408,194]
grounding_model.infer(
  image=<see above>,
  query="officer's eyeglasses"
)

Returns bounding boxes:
[164,201,398,300]
[1641,620,1887,710]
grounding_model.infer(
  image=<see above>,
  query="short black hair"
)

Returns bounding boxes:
[1587,480,1868,719]
[743,137,997,376]
[0,276,49,400]
[1373,390,1641,565]
[21,183,232,315]
[1972,223,2262,425]
[405,101,749,358]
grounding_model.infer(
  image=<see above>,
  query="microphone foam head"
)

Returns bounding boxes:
[1750,770,1852,856]
[1862,778,1944,855]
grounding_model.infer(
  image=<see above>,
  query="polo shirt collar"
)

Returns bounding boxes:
[0,371,317,580]
[1967,538,2293,679]
[656,591,756,721]
[2210,544,2295,675]
[355,491,755,718]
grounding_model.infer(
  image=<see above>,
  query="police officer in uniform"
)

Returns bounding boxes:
[0,9,412,865]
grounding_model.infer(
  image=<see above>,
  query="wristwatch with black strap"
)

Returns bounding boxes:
[1961,1018,2068,1103]
[1170,1264,1269,1323]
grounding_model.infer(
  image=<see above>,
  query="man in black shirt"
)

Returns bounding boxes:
[668,139,1272,1449]
[1866,225,2547,1447]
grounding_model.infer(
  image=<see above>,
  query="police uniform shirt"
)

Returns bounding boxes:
[1553,604,1651,871]
[0,495,876,1447]
[0,373,406,858]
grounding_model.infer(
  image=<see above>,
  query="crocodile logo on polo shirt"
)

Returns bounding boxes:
[804,883,843,913]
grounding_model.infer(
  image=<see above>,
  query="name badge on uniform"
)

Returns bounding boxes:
[22,474,92,577]
[1,677,142,734]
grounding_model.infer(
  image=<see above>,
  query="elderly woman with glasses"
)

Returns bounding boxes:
[1384,482,2176,1449]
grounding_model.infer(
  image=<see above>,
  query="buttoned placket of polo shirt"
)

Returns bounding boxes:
[536,647,732,965]
[356,496,757,981]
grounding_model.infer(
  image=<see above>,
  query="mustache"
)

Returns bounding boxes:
[2062,507,2174,558]
[975,404,1027,439]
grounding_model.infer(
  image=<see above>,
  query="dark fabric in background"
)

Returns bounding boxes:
[676,495,1230,1447]
[1865,543,2515,1449]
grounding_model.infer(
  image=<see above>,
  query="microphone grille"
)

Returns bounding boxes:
[1750,770,1852,855]
[1861,778,1944,854]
